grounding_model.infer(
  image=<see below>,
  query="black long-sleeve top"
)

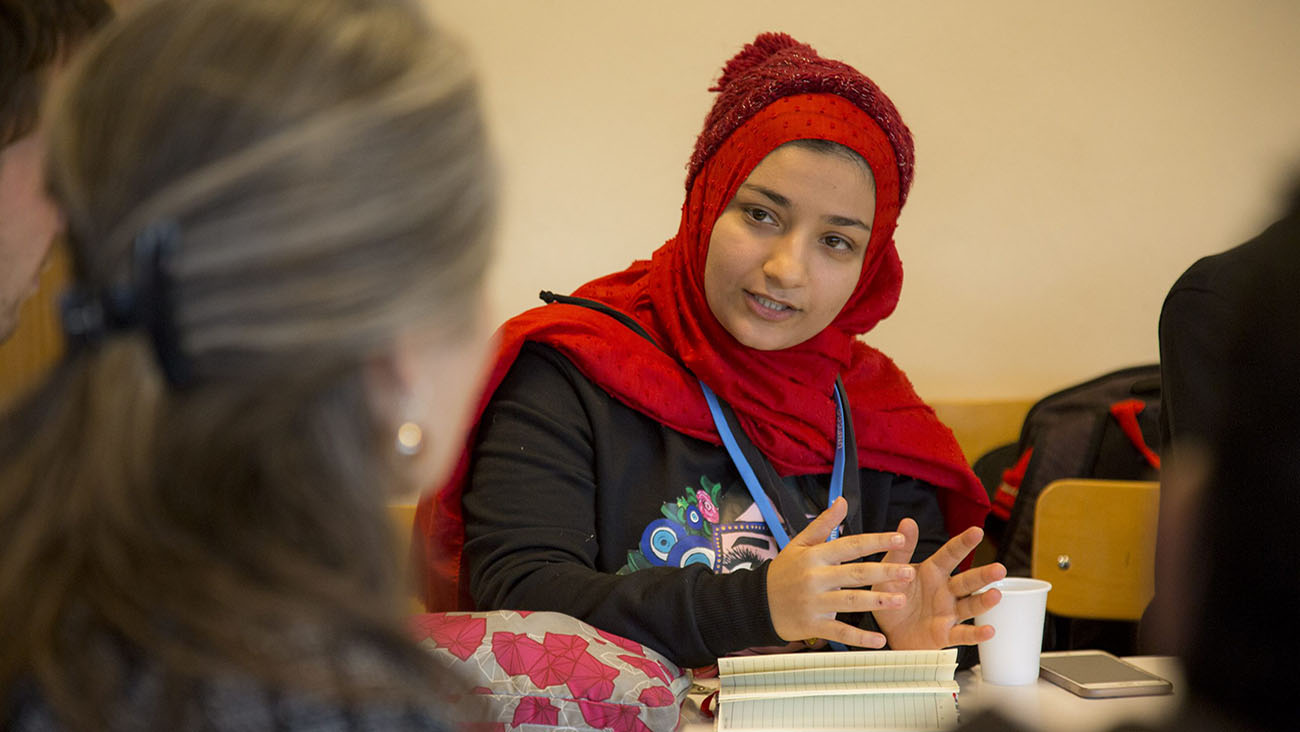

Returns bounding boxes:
[462,342,948,668]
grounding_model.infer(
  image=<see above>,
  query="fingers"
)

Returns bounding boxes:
[955,586,1002,622]
[807,619,889,650]
[944,621,996,646]
[768,580,909,641]
[767,545,914,642]
[948,562,1007,599]
[924,525,985,576]
[770,557,913,605]
[792,499,905,564]
[819,530,906,565]
[882,517,919,565]
[821,560,914,589]
[788,497,849,547]
[946,562,1006,625]
[822,588,907,614]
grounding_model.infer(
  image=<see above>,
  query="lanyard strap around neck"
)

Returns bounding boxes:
[699,381,846,550]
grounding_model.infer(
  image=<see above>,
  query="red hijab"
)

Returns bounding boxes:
[414,34,989,611]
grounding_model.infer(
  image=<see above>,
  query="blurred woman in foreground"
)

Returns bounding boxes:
[0,0,494,728]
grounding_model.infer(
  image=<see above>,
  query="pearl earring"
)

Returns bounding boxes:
[396,420,424,456]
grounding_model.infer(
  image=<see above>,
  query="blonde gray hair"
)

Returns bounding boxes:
[0,0,494,726]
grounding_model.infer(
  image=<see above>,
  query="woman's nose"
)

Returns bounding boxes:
[761,233,808,289]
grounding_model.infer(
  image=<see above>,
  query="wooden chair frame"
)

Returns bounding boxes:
[1030,478,1159,621]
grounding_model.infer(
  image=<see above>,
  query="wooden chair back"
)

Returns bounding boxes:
[1031,478,1159,621]
[0,244,69,410]
[388,502,424,612]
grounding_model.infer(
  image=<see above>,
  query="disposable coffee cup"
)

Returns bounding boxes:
[973,577,1052,686]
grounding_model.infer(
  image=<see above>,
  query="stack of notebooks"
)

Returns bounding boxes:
[715,648,959,731]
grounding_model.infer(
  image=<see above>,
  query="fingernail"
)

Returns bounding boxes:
[890,534,904,546]
[892,594,906,607]
[899,567,915,580]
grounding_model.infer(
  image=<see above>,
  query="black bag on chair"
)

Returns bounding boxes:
[978,364,1162,655]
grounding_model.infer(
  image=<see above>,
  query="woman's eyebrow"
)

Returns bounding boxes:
[826,214,871,231]
[739,183,791,208]
[740,183,871,230]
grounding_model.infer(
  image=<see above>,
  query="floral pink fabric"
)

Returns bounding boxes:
[412,610,689,731]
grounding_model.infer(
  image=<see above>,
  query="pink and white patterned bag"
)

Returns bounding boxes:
[412,610,690,731]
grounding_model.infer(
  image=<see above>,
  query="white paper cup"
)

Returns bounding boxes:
[973,577,1052,686]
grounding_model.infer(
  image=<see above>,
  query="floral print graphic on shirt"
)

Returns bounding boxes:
[617,476,778,575]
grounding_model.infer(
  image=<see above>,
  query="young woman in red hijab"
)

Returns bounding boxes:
[413,32,1004,668]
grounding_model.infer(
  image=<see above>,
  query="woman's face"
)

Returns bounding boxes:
[0,132,62,342]
[703,144,876,351]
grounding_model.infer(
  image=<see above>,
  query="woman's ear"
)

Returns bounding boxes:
[362,342,409,429]
[365,320,496,500]
[364,331,419,400]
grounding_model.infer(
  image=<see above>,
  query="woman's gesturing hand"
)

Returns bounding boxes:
[871,518,1007,650]
[765,498,916,649]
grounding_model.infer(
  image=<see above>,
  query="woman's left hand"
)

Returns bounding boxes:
[871,518,1007,649]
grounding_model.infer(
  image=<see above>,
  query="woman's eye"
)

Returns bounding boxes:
[823,234,854,251]
[744,206,773,224]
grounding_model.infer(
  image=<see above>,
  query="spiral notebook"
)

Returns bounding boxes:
[716,648,959,731]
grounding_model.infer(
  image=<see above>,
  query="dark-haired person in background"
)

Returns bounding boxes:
[0,0,111,342]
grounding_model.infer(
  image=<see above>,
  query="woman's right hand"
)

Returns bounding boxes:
[765,497,915,648]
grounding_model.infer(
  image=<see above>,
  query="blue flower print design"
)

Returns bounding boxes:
[639,518,686,566]
[684,504,705,530]
[667,535,715,568]
[618,476,725,574]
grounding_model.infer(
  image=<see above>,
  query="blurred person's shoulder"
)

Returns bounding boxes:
[1171,209,1300,306]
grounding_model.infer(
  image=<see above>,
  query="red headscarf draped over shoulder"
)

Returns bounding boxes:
[414,33,989,611]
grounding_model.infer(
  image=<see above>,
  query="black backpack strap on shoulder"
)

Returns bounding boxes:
[539,290,670,356]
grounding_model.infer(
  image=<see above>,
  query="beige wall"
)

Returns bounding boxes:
[433,0,1300,400]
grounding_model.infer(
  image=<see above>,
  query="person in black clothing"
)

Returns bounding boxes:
[1158,181,1300,455]
[0,0,495,729]
[1142,181,1300,655]
[965,180,1300,732]
[415,33,1004,669]
[1170,187,1300,730]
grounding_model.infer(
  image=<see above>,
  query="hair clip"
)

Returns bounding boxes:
[58,220,193,388]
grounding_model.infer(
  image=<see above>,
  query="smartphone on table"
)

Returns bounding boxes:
[1038,650,1173,698]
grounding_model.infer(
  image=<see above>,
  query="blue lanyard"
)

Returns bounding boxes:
[701,381,849,653]
[699,381,847,550]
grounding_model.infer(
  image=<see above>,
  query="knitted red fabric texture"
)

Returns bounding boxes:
[687,32,915,205]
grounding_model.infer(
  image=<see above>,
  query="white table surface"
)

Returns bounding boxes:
[679,655,1182,731]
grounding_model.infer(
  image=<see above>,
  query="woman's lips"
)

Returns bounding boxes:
[745,291,797,321]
